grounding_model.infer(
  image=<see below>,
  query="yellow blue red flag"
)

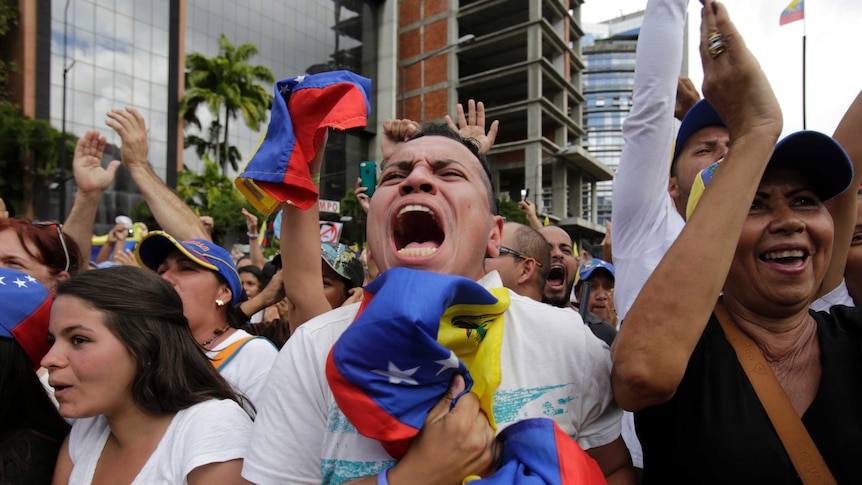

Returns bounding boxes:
[779,0,804,26]
[325,268,607,483]
[236,71,371,215]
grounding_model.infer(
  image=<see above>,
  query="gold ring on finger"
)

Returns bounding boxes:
[707,32,726,58]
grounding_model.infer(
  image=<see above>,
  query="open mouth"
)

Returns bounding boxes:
[546,264,566,289]
[394,204,444,257]
[50,382,71,396]
[759,248,808,266]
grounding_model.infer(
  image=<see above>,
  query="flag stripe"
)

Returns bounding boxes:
[779,0,804,26]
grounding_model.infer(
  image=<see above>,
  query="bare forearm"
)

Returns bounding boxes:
[248,236,265,269]
[94,240,113,264]
[127,165,208,240]
[63,189,103,270]
[612,131,778,410]
[823,89,862,295]
[280,202,332,333]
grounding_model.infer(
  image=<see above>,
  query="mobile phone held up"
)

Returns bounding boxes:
[359,161,377,197]
[520,188,530,201]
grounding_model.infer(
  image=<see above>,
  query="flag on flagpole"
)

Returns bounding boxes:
[779,0,804,26]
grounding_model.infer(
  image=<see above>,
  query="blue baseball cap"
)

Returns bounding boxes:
[578,259,615,282]
[686,130,853,218]
[768,130,853,202]
[136,231,243,306]
[674,99,725,164]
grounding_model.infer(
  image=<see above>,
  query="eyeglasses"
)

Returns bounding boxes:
[33,221,71,273]
[499,246,543,267]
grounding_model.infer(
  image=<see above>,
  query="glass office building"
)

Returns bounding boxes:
[582,11,643,224]
[40,0,378,229]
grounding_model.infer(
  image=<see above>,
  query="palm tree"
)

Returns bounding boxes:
[179,34,274,173]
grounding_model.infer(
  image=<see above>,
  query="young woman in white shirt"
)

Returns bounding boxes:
[43,266,253,485]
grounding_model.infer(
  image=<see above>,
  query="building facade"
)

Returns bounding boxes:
[11,0,382,229]
[10,0,606,242]
[398,0,612,242]
[581,10,643,224]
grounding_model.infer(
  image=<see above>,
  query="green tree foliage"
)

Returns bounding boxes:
[0,102,75,217]
[184,120,242,171]
[339,188,366,246]
[175,156,259,244]
[0,0,18,104]
[497,196,527,225]
[179,34,274,173]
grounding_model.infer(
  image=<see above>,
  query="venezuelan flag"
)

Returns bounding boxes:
[467,419,605,485]
[326,267,509,459]
[779,0,804,26]
[326,268,606,483]
[236,71,372,215]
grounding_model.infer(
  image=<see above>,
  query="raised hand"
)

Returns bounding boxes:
[353,177,370,213]
[699,0,781,139]
[381,119,421,161]
[73,130,119,194]
[241,208,258,235]
[112,249,141,267]
[675,77,701,121]
[445,99,499,155]
[105,107,150,171]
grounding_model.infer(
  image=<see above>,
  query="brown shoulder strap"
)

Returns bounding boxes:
[714,300,836,485]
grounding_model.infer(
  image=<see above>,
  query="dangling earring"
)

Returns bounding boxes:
[215,299,225,307]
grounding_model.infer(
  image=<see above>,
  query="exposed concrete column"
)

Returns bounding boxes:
[525,104,543,210]
[373,0,399,163]
[553,157,568,218]
[590,180,598,223]
[569,169,583,220]
[447,0,459,117]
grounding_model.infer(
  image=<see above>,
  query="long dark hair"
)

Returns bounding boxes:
[54,266,247,415]
[0,339,70,478]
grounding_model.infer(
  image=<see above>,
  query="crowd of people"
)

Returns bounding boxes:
[2,0,861,483]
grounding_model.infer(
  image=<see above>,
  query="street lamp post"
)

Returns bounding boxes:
[399,34,476,120]
[59,0,76,220]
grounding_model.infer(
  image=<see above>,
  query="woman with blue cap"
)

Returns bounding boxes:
[613,1,862,482]
[135,232,277,410]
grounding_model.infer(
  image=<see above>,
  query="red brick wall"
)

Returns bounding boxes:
[423,89,448,120]
[398,1,452,121]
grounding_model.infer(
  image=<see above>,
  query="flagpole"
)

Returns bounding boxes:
[802,9,807,129]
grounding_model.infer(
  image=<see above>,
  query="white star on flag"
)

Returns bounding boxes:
[372,362,420,385]
[0,276,5,285]
[25,275,37,283]
[435,350,460,376]
[13,278,27,288]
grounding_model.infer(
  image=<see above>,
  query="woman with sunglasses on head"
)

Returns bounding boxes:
[43,266,253,484]
[0,218,80,290]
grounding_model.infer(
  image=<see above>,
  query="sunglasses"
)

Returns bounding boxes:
[499,246,543,267]
[33,221,71,273]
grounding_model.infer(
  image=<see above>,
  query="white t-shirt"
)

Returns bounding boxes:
[67,399,251,484]
[242,271,622,485]
[206,328,277,409]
